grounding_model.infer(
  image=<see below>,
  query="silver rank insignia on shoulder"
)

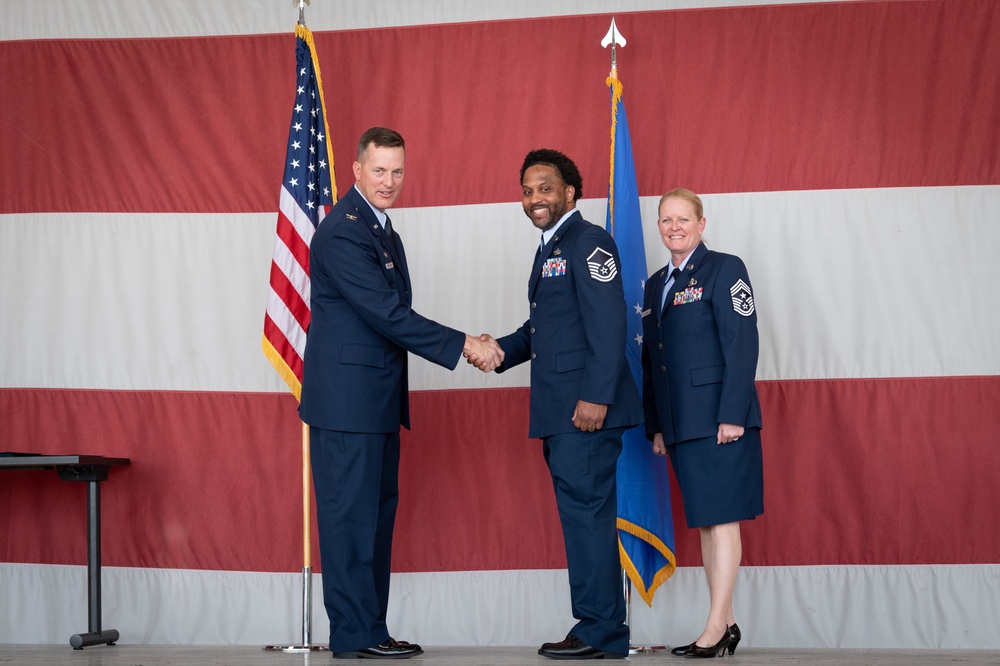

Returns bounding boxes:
[586,247,618,282]
[730,279,755,316]
[346,213,357,220]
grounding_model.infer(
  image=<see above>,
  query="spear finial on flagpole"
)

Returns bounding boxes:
[601,17,626,81]
[294,0,311,27]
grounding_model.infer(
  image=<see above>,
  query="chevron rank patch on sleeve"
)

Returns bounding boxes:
[730,278,755,316]
[586,247,618,282]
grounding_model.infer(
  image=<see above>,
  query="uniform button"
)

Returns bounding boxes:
[530,327,536,334]
[531,302,537,309]
[658,343,663,350]
[660,365,667,373]
[531,353,537,360]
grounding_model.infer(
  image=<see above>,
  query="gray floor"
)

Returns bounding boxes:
[2,645,1000,665]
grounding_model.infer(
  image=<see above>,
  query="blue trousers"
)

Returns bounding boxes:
[310,427,399,652]
[543,427,629,654]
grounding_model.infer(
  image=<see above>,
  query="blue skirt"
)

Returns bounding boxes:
[667,427,764,528]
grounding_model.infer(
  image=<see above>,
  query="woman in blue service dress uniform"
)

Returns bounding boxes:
[641,188,764,659]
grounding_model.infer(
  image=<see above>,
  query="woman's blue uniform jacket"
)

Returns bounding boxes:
[641,242,762,445]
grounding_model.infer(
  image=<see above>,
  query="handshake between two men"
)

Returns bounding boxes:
[462,333,504,373]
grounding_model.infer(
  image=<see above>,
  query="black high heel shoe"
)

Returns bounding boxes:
[727,623,741,655]
[684,627,732,659]
[670,642,696,656]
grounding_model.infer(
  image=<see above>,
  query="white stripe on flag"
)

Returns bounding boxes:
[266,285,308,360]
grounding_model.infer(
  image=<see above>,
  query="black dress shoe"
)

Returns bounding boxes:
[684,628,732,659]
[727,624,741,655]
[538,635,626,660]
[670,641,696,656]
[331,639,424,659]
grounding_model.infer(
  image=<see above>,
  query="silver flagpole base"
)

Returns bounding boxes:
[262,645,330,653]
[629,644,667,654]
[263,566,329,653]
[623,569,666,654]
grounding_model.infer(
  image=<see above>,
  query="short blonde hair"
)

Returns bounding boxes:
[659,188,704,220]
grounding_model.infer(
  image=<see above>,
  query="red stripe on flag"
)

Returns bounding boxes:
[275,207,310,274]
[268,260,310,330]
[263,312,304,380]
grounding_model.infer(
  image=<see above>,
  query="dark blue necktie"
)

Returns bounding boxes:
[661,267,681,314]
[385,217,400,255]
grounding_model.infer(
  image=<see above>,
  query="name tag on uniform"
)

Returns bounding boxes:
[542,257,566,277]
[641,308,652,318]
[673,287,703,305]
[385,261,394,269]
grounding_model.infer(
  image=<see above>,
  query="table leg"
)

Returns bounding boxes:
[69,479,119,649]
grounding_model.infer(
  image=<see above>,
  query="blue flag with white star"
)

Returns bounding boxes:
[606,75,676,606]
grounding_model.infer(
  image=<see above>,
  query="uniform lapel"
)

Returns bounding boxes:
[346,187,411,301]
[384,218,411,296]
[528,244,546,298]
[651,266,668,320]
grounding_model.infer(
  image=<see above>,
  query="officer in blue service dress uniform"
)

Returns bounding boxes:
[494,149,642,660]
[640,188,764,659]
[300,127,501,660]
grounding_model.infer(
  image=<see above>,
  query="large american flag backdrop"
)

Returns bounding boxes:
[2,0,998,650]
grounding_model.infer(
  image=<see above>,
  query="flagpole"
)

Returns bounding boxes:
[300,422,316,648]
[263,424,320,652]
[603,17,666,654]
[622,569,634,648]
[263,2,325,651]
[263,407,326,653]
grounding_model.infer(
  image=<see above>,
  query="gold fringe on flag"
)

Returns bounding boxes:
[617,518,677,606]
[606,76,624,236]
[262,336,303,401]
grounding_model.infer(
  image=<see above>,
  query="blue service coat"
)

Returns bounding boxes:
[299,186,466,433]
[495,208,639,654]
[497,210,642,437]
[641,242,762,445]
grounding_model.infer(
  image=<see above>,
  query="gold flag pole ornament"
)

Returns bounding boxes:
[263,0,328,653]
[603,17,667,655]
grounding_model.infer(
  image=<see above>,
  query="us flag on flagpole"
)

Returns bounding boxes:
[262,24,337,400]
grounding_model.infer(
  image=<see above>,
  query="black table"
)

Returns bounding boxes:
[0,454,131,649]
